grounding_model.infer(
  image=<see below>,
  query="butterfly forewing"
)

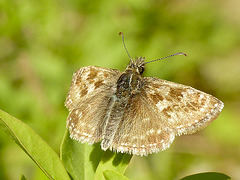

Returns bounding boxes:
[65,66,121,111]
[65,66,121,144]
[143,77,224,136]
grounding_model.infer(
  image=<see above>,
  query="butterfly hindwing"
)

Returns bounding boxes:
[111,91,175,155]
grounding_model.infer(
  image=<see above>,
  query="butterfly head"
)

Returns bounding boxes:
[127,57,146,74]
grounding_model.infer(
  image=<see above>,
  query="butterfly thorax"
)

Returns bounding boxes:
[116,70,143,98]
[116,57,145,98]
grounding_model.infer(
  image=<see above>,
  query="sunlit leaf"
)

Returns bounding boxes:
[19,174,27,180]
[94,150,132,180]
[0,109,70,180]
[60,130,104,180]
[103,170,129,180]
[180,172,231,180]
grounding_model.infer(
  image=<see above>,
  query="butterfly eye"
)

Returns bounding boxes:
[138,66,144,74]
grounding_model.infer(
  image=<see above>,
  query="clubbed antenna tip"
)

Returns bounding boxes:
[178,52,188,57]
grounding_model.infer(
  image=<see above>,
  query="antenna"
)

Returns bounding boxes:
[119,32,133,62]
[143,52,187,65]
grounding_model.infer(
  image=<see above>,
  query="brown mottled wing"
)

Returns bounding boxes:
[143,77,223,136]
[65,66,121,144]
[110,91,176,156]
[110,77,223,156]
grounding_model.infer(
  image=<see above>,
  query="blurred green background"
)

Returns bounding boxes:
[0,0,240,179]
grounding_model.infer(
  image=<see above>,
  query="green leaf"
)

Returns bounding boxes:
[19,174,27,180]
[94,150,132,180]
[103,170,129,180]
[61,130,132,180]
[180,172,231,180]
[60,130,104,180]
[0,109,70,180]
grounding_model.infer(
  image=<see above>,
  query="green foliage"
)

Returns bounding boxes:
[19,174,27,180]
[180,172,231,180]
[94,150,132,180]
[60,131,102,180]
[0,110,70,180]
[103,170,130,180]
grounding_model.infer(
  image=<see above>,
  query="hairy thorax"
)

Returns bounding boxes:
[116,69,143,99]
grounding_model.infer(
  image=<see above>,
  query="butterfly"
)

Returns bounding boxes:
[65,32,224,156]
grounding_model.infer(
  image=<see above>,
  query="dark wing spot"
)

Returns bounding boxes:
[94,80,104,89]
[169,88,184,101]
[76,75,82,85]
[152,83,161,89]
[200,97,207,106]
[149,93,164,104]
[87,68,98,80]
[103,72,109,78]
[80,88,88,97]
[162,106,172,118]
